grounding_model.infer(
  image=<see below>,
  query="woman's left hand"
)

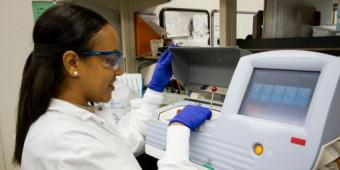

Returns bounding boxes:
[169,105,212,131]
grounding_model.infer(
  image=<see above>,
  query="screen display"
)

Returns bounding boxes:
[238,69,320,126]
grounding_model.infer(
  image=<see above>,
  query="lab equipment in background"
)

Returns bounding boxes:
[162,47,248,109]
[171,47,250,91]
[146,49,340,170]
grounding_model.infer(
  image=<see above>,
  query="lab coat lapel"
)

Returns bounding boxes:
[48,99,121,137]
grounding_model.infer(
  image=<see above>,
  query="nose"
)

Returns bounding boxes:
[114,67,123,76]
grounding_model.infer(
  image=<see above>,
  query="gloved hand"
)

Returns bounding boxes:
[148,44,177,92]
[169,105,212,131]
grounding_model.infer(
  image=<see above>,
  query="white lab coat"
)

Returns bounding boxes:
[21,89,196,170]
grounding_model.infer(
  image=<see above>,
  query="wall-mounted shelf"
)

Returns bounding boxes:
[237,36,340,56]
[136,55,158,61]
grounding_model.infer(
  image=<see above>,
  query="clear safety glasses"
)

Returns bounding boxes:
[82,50,123,70]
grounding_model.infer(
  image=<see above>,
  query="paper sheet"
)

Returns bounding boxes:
[165,11,191,38]
[164,10,209,46]
[105,73,143,123]
[116,73,143,97]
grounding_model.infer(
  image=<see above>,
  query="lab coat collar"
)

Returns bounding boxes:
[48,98,98,120]
[47,98,121,139]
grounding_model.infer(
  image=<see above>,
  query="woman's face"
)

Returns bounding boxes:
[79,25,122,103]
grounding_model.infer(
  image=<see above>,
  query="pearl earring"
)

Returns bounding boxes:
[72,71,79,77]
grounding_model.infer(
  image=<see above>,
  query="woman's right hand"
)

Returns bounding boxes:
[148,44,177,92]
[169,105,212,131]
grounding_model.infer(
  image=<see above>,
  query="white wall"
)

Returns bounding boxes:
[0,0,34,170]
[238,0,264,12]
[0,131,6,170]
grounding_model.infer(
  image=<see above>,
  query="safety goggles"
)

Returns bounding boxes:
[82,50,123,70]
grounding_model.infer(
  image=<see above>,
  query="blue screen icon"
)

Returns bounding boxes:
[270,85,285,103]
[282,86,298,104]
[295,88,311,107]
[249,83,263,100]
[259,84,274,102]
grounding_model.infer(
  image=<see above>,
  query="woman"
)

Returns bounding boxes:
[14,4,211,170]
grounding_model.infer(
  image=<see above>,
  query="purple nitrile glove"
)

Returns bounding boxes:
[169,105,212,131]
[148,44,177,92]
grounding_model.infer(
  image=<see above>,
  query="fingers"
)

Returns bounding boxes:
[158,49,170,63]
[169,43,178,48]
[162,51,173,64]
[190,105,212,120]
[170,104,212,131]
[198,106,212,120]
[182,105,212,120]
[206,110,212,120]
[158,46,175,64]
